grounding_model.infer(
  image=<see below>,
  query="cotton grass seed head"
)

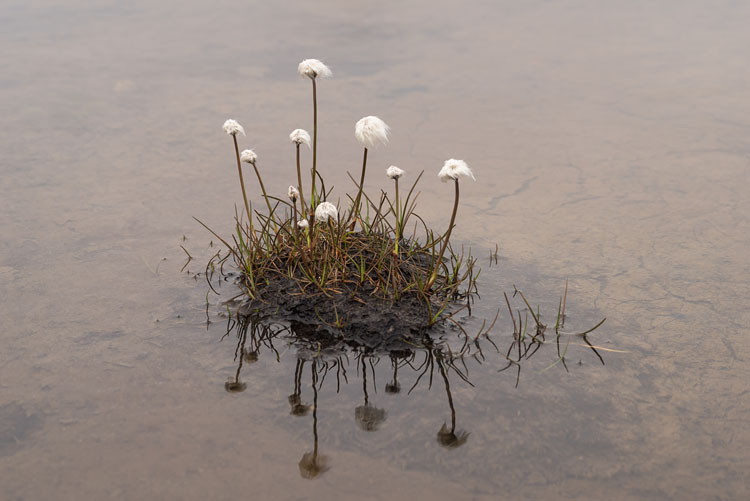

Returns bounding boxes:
[289,128,311,147]
[298,59,332,79]
[438,159,475,183]
[240,149,257,164]
[386,165,405,180]
[223,119,245,136]
[355,116,390,149]
[288,185,299,202]
[315,202,338,223]
[297,219,309,229]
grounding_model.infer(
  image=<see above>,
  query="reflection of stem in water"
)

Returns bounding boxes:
[363,356,368,406]
[217,310,608,470]
[355,354,387,431]
[289,359,311,416]
[408,348,435,394]
[385,355,401,394]
[435,349,469,448]
[436,351,456,432]
[225,325,248,393]
[298,358,329,479]
[296,360,303,394]
[311,360,319,457]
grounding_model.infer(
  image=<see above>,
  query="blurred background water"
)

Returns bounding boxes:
[1,0,748,499]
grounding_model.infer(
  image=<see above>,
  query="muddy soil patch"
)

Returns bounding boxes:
[237,276,448,351]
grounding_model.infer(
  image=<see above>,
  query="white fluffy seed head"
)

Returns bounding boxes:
[298,59,332,79]
[240,149,257,164]
[355,116,390,149]
[288,185,299,202]
[386,165,405,180]
[297,219,309,229]
[315,202,338,223]
[438,159,475,183]
[223,119,245,136]
[289,128,311,147]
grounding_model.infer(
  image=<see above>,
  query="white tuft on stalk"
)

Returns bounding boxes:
[288,185,299,202]
[240,149,258,164]
[386,165,405,180]
[297,219,309,229]
[355,116,390,149]
[223,119,245,136]
[315,202,338,223]
[289,129,311,147]
[298,59,332,79]
[438,159,475,182]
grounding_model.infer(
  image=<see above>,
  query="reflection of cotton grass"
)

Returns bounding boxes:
[298,450,329,479]
[426,159,476,291]
[288,393,311,416]
[223,119,245,136]
[350,116,390,225]
[315,202,338,223]
[224,377,247,393]
[355,404,387,431]
[437,423,470,448]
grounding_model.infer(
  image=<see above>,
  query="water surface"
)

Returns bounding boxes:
[1,0,749,499]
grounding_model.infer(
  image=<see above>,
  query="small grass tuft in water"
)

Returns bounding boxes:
[198,59,477,328]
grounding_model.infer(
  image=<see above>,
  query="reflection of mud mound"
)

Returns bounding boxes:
[239,276,435,351]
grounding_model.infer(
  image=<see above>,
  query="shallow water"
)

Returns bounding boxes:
[1,0,749,499]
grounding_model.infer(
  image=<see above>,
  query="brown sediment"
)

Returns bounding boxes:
[238,276,438,351]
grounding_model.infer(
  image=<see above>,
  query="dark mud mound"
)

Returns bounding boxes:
[238,276,438,350]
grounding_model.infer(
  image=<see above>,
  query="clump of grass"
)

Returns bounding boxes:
[200,59,478,328]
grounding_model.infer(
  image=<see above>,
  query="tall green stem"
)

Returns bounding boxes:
[394,178,401,240]
[250,161,275,221]
[426,179,460,291]
[292,199,298,242]
[311,78,318,210]
[295,144,307,216]
[233,135,254,235]
[350,147,368,226]
[394,177,400,255]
